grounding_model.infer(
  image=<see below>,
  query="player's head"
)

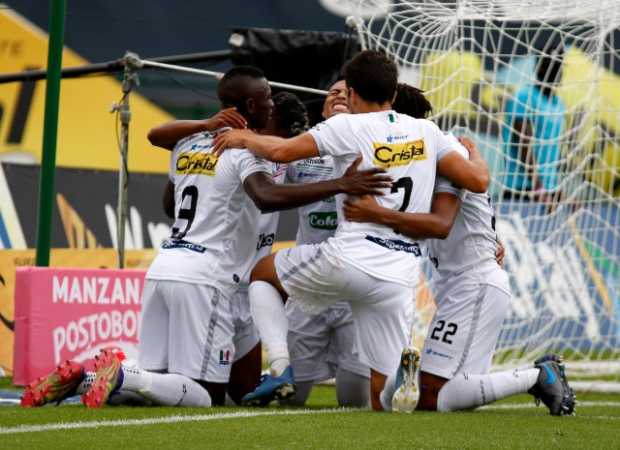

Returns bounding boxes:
[344,50,398,113]
[392,83,433,119]
[261,92,309,138]
[535,46,564,96]
[217,65,273,130]
[322,78,349,119]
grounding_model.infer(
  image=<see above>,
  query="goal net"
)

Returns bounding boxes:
[350,0,620,389]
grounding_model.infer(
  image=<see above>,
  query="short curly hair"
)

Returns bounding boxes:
[272,92,309,137]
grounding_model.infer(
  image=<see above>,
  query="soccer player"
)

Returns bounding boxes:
[211,50,490,409]
[284,79,371,407]
[20,66,391,409]
[344,83,576,416]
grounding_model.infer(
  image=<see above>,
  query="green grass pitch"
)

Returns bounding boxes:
[1,377,619,449]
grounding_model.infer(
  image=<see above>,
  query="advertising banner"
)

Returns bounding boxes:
[0,249,154,378]
[13,267,146,386]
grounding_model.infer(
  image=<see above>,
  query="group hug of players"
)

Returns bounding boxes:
[22,50,576,416]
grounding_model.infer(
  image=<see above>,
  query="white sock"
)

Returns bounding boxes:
[121,366,211,407]
[76,371,96,395]
[437,368,539,412]
[379,373,397,411]
[249,280,289,376]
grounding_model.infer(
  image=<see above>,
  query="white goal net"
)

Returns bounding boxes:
[350,0,620,388]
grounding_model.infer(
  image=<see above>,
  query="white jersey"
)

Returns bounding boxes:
[238,162,288,286]
[427,135,508,291]
[286,156,338,245]
[146,131,271,292]
[308,111,454,286]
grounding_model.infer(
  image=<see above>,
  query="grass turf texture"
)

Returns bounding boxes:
[1,381,619,449]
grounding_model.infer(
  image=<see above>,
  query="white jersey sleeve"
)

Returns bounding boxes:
[308,113,360,159]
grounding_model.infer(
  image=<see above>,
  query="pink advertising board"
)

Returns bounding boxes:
[13,267,145,385]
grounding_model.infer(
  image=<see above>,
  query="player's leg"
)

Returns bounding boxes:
[227,289,262,404]
[419,284,574,415]
[336,368,370,408]
[248,253,291,377]
[345,269,414,411]
[244,244,351,406]
[83,282,232,408]
[329,305,370,408]
[280,301,332,406]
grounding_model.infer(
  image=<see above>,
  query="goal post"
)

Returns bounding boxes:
[349,0,620,387]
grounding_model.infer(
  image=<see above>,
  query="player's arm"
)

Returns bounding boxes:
[243,157,392,213]
[437,136,489,194]
[343,192,461,239]
[148,108,247,150]
[162,180,175,219]
[213,129,319,163]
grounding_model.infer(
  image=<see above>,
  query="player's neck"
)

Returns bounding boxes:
[353,100,392,114]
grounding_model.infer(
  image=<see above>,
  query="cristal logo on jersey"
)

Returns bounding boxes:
[175,151,219,176]
[309,212,337,230]
[372,139,426,169]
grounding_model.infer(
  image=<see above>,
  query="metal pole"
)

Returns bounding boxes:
[35,0,66,267]
[140,60,329,96]
[0,50,233,84]
[112,52,142,268]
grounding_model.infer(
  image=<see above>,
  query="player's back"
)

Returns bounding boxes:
[428,135,508,291]
[286,155,338,245]
[147,131,271,292]
[308,111,455,287]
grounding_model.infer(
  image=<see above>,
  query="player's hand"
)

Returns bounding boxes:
[495,238,505,268]
[343,195,381,223]
[205,107,247,131]
[338,156,392,195]
[458,136,480,158]
[212,128,253,155]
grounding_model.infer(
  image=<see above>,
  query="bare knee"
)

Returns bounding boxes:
[250,253,288,300]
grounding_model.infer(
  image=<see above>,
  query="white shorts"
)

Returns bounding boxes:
[276,243,415,376]
[139,279,238,383]
[421,278,511,379]
[286,300,369,382]
[230,288,260,362]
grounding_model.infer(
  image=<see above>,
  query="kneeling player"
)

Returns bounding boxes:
[20,68,390,409]
[344,83,576,416]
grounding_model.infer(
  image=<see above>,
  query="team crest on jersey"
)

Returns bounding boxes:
[372,139,426,169]
[219,349,231,365]
[176,151,219,176]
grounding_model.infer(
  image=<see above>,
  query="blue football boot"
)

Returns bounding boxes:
[528,354,576,416]
[241,366,296,407]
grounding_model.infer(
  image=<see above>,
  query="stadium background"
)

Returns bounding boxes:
[1,0,619,378]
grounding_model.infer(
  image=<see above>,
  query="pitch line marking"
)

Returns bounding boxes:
[0,407,360,435]
[2,402,620,435]
[482,401,620,410]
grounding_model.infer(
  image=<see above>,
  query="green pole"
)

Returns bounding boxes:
[35,0,66,267]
